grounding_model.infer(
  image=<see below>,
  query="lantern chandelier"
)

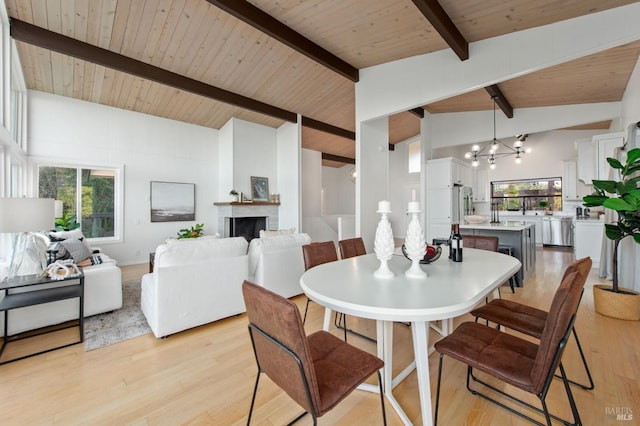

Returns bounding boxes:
[464,96,531,169]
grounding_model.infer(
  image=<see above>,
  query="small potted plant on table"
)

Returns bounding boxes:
[583,148,640,320]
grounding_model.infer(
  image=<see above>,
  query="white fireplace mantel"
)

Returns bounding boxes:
[214,202,280,236]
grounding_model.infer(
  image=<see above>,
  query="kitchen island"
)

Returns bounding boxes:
[460,222,536,287]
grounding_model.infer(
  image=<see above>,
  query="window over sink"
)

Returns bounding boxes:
[491,177,562,213]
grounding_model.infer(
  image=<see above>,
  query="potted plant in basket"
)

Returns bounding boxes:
[583,147,640,320]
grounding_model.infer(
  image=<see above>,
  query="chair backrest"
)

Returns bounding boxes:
[302,241,338,271]
[339,237,366,259]
[461,235,498,252]
[562,256,592,287]
[242,280,321,414]
[530,270,584,393]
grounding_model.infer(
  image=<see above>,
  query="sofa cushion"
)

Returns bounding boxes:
[248,233,311,275]
[155,236,248,268]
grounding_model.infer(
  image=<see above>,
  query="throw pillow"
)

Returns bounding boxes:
[49,229,85,242]
[259,228,295,238]
[59,238,93,263]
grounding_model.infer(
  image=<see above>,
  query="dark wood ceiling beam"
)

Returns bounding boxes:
[411,0,468,61]
[322,153,355,164]
[485,84,514,118]
[409,107,425,118]
[207,0,359,82]
[301,116,355,140]
[10,18,298,123]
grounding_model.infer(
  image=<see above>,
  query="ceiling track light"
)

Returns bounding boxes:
[463,96,530,169]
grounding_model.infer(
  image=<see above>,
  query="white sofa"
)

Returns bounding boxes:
[141,236,249,338]
[0,253,123,336]
[247,233,311,298]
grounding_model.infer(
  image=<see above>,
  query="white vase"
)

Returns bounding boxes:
[374,210,395,279]
[404,211,426,278]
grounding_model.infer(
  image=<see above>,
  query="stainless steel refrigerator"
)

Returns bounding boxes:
[452,185,473,224]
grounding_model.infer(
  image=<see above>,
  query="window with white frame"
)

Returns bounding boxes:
[38,165,123,241]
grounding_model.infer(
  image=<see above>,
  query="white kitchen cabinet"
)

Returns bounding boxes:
[454,161,472,187]
[576,139,596,185]
[576,133,624,184]
[427,158,472,189]
[426,188,453,243]
[472,167,489,202]
[563,160,580,201]
[574,220,604,267]
[596,133,625,180]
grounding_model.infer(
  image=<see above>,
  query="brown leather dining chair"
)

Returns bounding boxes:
[462,234,516,293]
[337,237,375,342]
[433,269,585,426]
[470,256,594,390]
[242,280,386,425]
[301,241,339,325]
[338,237,366,259]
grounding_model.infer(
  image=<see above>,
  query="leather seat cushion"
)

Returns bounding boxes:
[307,330,384,415]
[471,299,547,338]
[434,321,539,393]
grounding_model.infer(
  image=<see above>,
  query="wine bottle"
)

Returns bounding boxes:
[448,224,455,259]
[451,223,463,262]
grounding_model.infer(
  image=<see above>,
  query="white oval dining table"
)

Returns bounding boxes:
[300,248,521,426]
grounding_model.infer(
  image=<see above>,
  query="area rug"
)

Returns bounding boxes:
[84,279,151,351]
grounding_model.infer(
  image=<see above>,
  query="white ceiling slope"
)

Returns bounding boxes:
[357,2,640,123]
[429,102,623,148]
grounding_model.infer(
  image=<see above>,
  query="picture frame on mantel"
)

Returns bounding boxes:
[251,176,269,201]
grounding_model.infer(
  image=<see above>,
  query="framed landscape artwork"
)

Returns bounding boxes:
[251,176,269,201]
[150,181,195,222]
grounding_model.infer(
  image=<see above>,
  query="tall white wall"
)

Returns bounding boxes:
[277,120,301,230]
[322,164,355,215]
[230,118,278,197]
[27,91,218,265]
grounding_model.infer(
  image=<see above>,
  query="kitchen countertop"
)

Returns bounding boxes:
[460,222,535,231]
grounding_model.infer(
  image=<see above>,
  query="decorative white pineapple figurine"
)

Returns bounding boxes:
[374,200,395,279]
[404,201,427,278]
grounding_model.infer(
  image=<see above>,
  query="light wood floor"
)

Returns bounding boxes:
[0,248,638,425]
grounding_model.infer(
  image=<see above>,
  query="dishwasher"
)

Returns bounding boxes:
[542,217,573,247]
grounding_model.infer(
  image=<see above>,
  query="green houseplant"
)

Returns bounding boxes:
[177,223,204,239]
[583,147,640,319]
[55,211,81,231]
[229,189,239,202]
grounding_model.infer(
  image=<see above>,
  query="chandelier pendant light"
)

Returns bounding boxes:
[464,96,531,169]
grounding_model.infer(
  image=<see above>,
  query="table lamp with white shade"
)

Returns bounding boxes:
[0,198,56,279]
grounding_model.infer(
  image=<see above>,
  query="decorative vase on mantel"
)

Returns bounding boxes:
[373,200,395,279]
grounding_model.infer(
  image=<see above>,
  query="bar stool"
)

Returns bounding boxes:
[498,245,516,293]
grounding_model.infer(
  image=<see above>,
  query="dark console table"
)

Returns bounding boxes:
[0,272,84,364]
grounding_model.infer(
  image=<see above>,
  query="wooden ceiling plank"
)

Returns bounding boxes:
[124,1,158,60]
[10,18,298,123]
[411,0,468,60]
[485,84,513,118]
[147,0,187,68]
[206,0,359,82]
